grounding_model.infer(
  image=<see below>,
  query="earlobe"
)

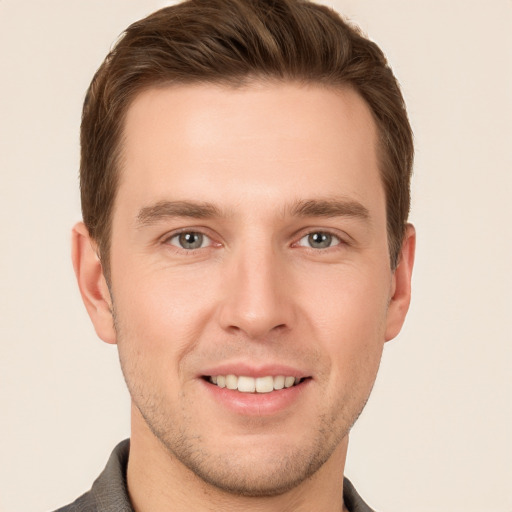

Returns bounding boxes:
[71,222,117,344]
[385,223,416,342]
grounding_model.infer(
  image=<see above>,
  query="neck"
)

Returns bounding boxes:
[127,407,350,512]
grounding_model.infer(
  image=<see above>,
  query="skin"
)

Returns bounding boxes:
[72,82,415,512]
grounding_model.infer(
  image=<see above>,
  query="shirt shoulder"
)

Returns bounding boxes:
[52,440,133,512]
[54,441,376,512]
[343,477,377,512]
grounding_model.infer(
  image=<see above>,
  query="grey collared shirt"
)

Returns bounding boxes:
[55,440,375,512]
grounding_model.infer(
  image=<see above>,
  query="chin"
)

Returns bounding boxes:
[153,420,346,498]
[174,446,330,497]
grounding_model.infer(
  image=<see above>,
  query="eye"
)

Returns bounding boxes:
[167,231,211,250]
[297,231,341,249]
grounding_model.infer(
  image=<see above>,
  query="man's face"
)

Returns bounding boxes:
[104,82,409,495]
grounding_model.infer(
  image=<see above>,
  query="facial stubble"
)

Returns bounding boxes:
[112,299,379,498]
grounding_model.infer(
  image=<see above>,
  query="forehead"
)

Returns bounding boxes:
[118,81,382,216]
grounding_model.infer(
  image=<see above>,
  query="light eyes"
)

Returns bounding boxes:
[166,230,342,251]
[167,231,212,250]
[297,232,341,250]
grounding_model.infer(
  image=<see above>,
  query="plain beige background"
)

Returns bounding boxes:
[1,1,511,511]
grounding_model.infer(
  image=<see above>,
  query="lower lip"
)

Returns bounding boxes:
[202,378,310,416]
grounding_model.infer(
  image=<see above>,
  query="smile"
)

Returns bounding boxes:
[207,375,305,393]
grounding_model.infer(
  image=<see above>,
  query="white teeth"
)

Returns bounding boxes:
[238,376,256,392]
[284,376,295,388]
[208,375,301,393]
[273,375,285,390]
[225,374,238,390]
[255,376,274,393]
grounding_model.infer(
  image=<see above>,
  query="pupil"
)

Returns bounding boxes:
[309,232,331,248]
[179,232,203,249]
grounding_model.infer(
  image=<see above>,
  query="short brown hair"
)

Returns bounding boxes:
[80,0,413,277]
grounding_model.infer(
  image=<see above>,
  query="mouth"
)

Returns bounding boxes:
[204,375,309,394]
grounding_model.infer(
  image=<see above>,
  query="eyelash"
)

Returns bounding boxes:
[301,231,343,248]
[162,228,347,253]
[164,230,216,251]
[165,230,345,253]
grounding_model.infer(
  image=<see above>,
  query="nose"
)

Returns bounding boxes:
[217,244,296,340]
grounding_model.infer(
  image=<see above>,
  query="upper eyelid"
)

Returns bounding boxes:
[167,232,213,250]
[299,231,342,240]
[292,227,351,243]
[158,226,351,247]
[295,231,343,248]
[167,231,211,241]
[161,226,216,242]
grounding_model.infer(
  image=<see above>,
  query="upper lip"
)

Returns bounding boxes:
[198,362,311,379]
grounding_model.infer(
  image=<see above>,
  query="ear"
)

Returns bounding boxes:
[385,223,416,342]
[71,222,117,344]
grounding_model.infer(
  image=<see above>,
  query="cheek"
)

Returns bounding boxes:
[299,264,390,380]
[112,269,219,379]
[303,262,391,336]
[114,257,214,324]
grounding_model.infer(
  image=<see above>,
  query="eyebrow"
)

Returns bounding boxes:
[136,197,370,228]
[288,198,370,220]
[137,200,223,227]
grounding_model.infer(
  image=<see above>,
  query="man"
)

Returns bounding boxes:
[60,0,415,510]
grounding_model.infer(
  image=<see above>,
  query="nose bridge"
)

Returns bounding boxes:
[218,238,293,339]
